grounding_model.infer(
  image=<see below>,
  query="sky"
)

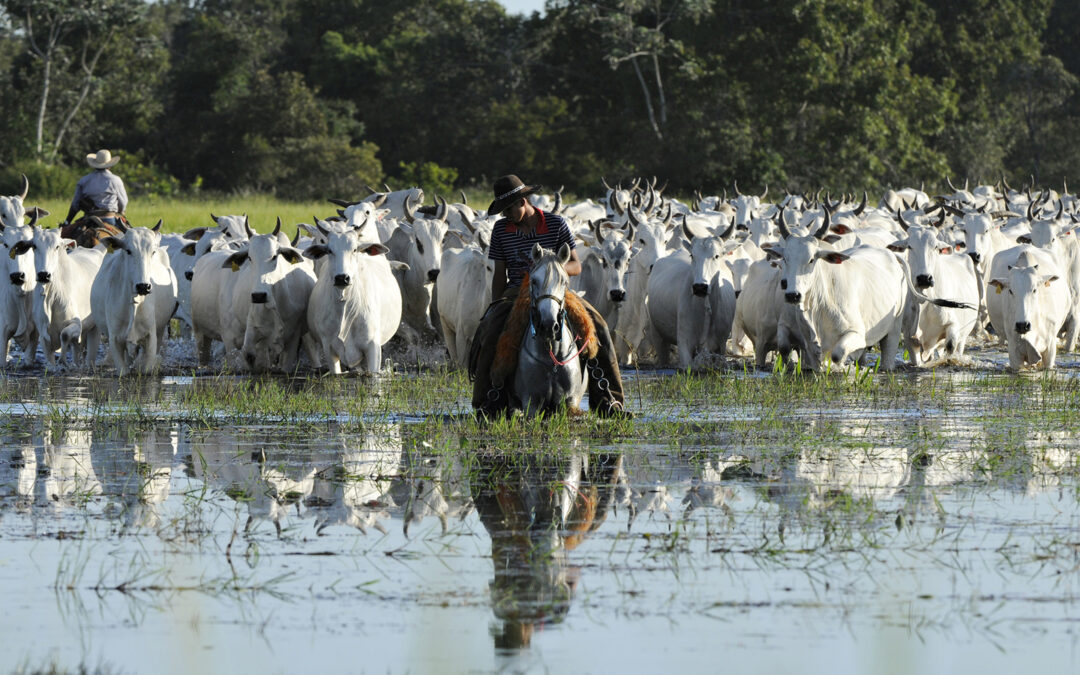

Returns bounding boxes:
[496,0,547,15]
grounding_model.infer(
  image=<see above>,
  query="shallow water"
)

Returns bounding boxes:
[3,349,1080,673]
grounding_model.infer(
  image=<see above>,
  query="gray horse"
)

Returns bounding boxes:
[512,243,589,416]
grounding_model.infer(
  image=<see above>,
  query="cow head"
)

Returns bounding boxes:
[2,205,41,295]
[683,217,736,297]
[956,213,996,270]
[221,218,306,307]
[592,220,635,303]
[0,174,29,231]
[888,224,954,289]
[398,202,448,284]
[31,226,77,286]
[304,221,390,299]
[766,210,847,306]
[104,221,167,302]
[989,258,1060,338]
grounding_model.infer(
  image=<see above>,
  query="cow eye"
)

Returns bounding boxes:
[601,260,608,268]
[126,249,132,255]
[417,241,425,254]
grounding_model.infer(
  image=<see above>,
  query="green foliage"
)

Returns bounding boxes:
[0,162,81,199]
[393,161,458,197]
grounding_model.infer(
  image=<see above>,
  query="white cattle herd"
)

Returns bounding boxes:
[3,174,1080,376]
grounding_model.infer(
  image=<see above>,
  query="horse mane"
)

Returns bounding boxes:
[491,276,599,385]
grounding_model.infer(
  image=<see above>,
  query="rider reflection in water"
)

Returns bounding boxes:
[471,451,624,649]
[469,175,628,418]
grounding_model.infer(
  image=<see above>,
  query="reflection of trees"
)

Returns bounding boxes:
[471,451,622,650]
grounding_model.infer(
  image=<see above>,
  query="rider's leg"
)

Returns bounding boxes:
[577,300,628,416]
[470,288,518,415]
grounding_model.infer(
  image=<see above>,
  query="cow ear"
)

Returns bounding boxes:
[303,245,329,260]
[184,227,208,241]
[63,239,77,250]
[953,241,966,250]
[764,246,783,260]
[103,237,126,253]
[279,247,304,264]
[817,251,849,264]
[223,250,249,271]
[939,246,953,254]
[389,260,410,272]
[362,243,389,257]
[181,242,196,256]
[830,224,851,235]
[1044,275,1060,287]
[822,234,842,244]
[886,240,909,252]
[1017,235,1032,244]
[989,278,1006,293]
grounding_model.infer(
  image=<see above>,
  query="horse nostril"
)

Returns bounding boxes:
[427,269,440,282]
[9,272,24,285]
[135,283,152,296]
[251,292,268,304]
[609,290,626,302]
[37,271,50,283]
[691,283,709,297]
[334,274,351,287]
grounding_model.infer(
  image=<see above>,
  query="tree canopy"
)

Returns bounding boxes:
[1,0,1077,198]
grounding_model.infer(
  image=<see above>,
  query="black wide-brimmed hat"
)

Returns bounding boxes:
[488,175,542,216]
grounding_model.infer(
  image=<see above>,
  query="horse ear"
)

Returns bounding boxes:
[557,242,571,265]
[531,242,544,263]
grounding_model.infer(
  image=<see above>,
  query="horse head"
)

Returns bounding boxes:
[528,242,572,344]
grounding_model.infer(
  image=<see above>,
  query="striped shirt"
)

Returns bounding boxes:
[71,169,128,213]
[488,209,576,288]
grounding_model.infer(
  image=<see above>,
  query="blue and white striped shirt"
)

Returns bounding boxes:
[488,210,575,288]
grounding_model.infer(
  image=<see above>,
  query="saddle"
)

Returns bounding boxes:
[61,213,129,248]
[490,278,599,385]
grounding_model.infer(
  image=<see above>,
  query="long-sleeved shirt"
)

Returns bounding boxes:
[71,169,128,213]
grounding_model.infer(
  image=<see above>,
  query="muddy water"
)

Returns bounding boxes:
[1,370,1080,674]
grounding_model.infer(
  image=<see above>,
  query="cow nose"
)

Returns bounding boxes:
[184,269,193,281]
[691,283,709,297]
[135,283,152,296]
[37,271,50,283]
[785,292,802,304]
[427,269,440,282]
[1015,321,1031,335]
[609,289,626,302]
[915,274,934,288]
[9,272,24,285]
[251,291,268,304]
[968,252,981,264]
[334,274,351,287]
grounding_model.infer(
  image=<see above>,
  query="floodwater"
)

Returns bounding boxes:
[2,360,1080,673]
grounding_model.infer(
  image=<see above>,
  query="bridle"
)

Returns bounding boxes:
[527,260,587,366]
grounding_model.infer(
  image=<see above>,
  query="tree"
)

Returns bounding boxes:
[2,0,142,161]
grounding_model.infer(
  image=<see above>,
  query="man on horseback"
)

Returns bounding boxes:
[469,175,629,419]
[61,149,129,246]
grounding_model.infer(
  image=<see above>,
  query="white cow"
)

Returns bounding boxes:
[30,226,105,367]
[732,258,793,369]
[219,219,316,372]
[987,246,1071,370]
[573,220,634,334]
[436,234,493,368]
[189,248,236,366]
[164,214,251,334]
[387,200,448,342]
[889,219,980,365]
[304,220,403,374]
[0,206,41,366]
[617,209,675,365]
[85,223,178,375]
[646,219,737,369]
[1016,212,1080,351]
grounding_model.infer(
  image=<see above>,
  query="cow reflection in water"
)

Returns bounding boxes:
[113,429,177,532]
[305,426,402,535]
[471,451,622,650]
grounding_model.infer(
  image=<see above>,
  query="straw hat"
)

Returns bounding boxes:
[86,149,120,170]
[488,175,542,216]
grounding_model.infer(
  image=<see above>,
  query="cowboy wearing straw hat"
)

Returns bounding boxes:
[63,149,129,228]
[469,175,628,419]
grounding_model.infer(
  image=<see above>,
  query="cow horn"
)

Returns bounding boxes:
[18,174,28,201]
[760,183,768,200]
[460,190,468,205]
[814,209,831,239]
[384,183,393,193]
[733,180,742,196]
[657,179,668,195]
[435,194,447,221]
[552,189,562,215]
[403,197,417,224]
[592,219,605,243]
[662,203,673,226]
[328,198,359,208]
[630,177,641,190]
[601,176,613,191]
[853,191,867,216]
[152,219,162,232]
[244,216,253,238]
[934,209,946,228]
[291,227,301,247]
[895,208,910,232]
[365,184,380,195]
[947,176,959,192]
[624,218,636,244]
[1057,201,1064,220]
[26,208,41,228]
[210,213,220,224]
[273,217,282,236]
[776,207,791,239]
[644,189,655,214]
[315,216,328,237]
[1064,178,1069,196]
[1001,173,1013,192]
[627,206,641,226]
[1028,199,1036,221]
[719,218,736,241]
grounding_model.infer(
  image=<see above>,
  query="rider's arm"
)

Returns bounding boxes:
[491,259,507,299]
[564,247,581,277]
[65,178,85,222]
[115,176,129,213]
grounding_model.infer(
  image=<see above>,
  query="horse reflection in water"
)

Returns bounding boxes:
[471,450,623,650]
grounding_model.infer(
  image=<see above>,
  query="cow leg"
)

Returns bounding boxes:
[111,336,129,376]
[195,332,212,367]
[1042,339,1058,370]
[40,335,56,368]
[1006,336,1023,372]
[322,340,341,375]
[0,324,10,366]
[142,330,158,374]
[830,331,867,369]
[1063,315,1080,353]
[440,318,457,365]
[366,343,382,373]
[301,334,320,369]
